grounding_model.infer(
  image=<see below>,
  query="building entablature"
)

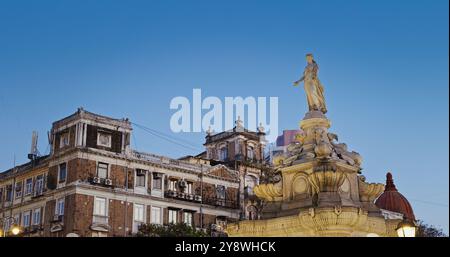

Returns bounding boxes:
[52,108,132,132]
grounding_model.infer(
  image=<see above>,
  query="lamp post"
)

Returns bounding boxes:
[396,219,416,237]
[0,216,21,237]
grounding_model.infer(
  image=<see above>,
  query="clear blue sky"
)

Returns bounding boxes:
[0,0,448,233]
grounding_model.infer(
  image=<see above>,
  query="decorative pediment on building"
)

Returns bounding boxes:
[206,165,239,181]
[90,223,110,232]
[50,224,64,233]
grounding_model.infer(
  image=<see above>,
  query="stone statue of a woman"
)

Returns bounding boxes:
[293,54,327,113]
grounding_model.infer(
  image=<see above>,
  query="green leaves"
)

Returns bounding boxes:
[136,223,208,237]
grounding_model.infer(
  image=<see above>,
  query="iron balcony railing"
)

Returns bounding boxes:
[202,197,239,209]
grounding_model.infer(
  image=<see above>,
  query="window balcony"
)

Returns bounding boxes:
[203,197,239,209]
[32,190,44,198]
[90,215,110,232]
[23,224,43,234]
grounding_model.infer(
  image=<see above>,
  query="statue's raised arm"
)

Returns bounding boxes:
[294,53,327,114]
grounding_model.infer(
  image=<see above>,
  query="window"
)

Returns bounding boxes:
[97,132,112,148]
[134,204,145,222]
[59,163,67,183]
[152,173,162,190]
[97,162,108,179]
[216,185,226,200]
[186,182,193,194]
[32,208,41,225]
[135,169,146,187]
[133,203,145,233]
[15,181,22,199]
[93,197,107,217]
[6,185,13,201]
[0,188,3,203]
[22,211,31,227]
[93,197,108,224]
[56,198,65,216]
[236,141,242,155]
[13,214,20,225]
[34,175,44,196]
[59,132,70,148]
[168,179,177,191]
[25,178,33,196]
[184,212,193,227]
[151,207,161,224]
[247,146,254,160]
[219,147,228,161]
[168,209,178,224]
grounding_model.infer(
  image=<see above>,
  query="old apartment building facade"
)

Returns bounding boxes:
[195,117,267,220]
[0,108,268,237]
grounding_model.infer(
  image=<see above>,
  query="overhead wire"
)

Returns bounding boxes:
[131,122,203,152]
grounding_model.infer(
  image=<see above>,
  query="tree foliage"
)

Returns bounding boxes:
[136,223,208,237]
[416,220,447,237]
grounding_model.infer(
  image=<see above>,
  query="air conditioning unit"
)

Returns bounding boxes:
[53,214,62,222]
[92,177,101,184]
[167,190,175,197]
[178,180,187,188]
[105,179,113,186]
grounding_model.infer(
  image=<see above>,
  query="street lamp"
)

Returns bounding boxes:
[0,217,21,237]
[396,219,416,237]
[11,225,21,236]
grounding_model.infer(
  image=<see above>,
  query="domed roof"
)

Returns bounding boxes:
[375,172,415,221]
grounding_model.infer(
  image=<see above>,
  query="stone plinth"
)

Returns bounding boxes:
[227,206,398,237]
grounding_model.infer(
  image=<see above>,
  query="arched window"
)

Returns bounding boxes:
[247,146,254,160]
[219,147,228,161]
[247,205,258,220]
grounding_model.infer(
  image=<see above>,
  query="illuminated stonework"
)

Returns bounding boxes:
[227,56,408,237]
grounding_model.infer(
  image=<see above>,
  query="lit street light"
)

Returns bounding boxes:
[396,219,416,237]
[0,217,22,237]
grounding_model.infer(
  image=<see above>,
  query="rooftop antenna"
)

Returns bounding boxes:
[28,131,39,161]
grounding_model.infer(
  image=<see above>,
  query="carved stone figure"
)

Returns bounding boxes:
[294,53,327,113]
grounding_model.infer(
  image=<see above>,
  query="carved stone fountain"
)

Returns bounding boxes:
[227,55,398,237]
